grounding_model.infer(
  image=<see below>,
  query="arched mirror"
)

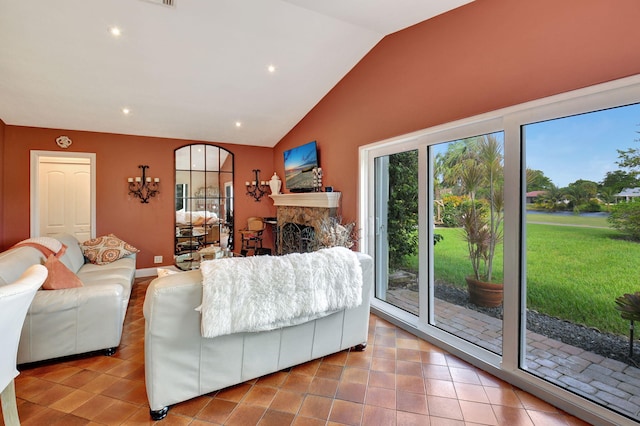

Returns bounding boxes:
[175,144,233,268]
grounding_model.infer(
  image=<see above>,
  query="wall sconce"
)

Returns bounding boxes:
[245,169,269,202]
[128,165,160,203]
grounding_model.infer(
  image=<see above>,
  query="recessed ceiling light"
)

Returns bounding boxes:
[122,107,131,115]
[267,65,276,73]
[109,26,122,37]
[235,121,242,128]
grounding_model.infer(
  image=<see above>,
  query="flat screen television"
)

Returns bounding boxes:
[283,140,319,192]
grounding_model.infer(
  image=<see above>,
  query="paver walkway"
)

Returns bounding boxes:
[387,288,640,421]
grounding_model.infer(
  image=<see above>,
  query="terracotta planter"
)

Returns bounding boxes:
[465,276,503,308]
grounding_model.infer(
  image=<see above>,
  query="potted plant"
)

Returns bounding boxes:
[458,136,504,307]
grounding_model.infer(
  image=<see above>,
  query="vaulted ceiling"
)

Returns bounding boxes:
[0,0,473,147]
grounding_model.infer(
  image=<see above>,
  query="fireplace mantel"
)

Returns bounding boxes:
[269,192,341,208]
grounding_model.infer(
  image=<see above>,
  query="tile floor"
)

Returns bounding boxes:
[1,278,591,426]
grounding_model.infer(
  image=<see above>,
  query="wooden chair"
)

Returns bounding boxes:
[1,264,48,426]
[239,217,266,255]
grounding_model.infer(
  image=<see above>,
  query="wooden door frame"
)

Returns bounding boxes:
[30,150,96,239]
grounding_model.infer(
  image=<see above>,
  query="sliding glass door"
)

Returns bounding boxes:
[363,76,640,424]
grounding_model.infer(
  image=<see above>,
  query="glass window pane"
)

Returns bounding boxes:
[522,103,640,419]
[432,132,504,355]
[374,150,420,314]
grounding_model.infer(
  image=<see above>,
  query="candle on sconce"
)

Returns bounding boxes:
[127,178,133,183]
[252,181,256,186]
[135,177,141,182]
[245,181,250,186]
[146,177,151,182]
[154,178,160,183]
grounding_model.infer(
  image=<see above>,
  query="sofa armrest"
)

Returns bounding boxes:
[18,283,125,364]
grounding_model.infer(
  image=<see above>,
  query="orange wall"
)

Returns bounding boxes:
[273,0,640,225]
[1,126,275,267]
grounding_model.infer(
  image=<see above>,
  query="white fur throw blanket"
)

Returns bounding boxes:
[199,247,362,338]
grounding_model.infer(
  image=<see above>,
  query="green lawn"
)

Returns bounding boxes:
[403,216,640,336]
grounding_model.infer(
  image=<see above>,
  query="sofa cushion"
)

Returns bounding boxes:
[53,233,89,274]
[81,234,139,265]
[42,254,84,290]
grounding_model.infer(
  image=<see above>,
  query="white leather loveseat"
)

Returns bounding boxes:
[0,233,136,364]
[144,250,372,420]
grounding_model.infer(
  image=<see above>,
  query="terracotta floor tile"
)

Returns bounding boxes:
[341,367,369,385]
[375,334,397,347]
[291,416,326,426]
[78,374,121,394]
[9,278,588,425]
[365,386,396,409]
[269,389,304,414]
[396,410,431,425]
[322,351,348,366]
[281,373,313,393]
[60,369,102,389]
[335,381,366,404]
[526,409,576,425]
[48,388,95,413]
[91,399,138,425]
[308,376,339,397]
[244,385,278,407]
[396,374,425,394]
[422,364,452,381]
[396,360,423,376]
[372,346,397,360]
[328,399,363,425]
[396,390,428,415]
[345,352,372,369]
[224,404,266,426]
[453,382,489,403]
[257,371,289,387]
[315,363,343,380]
[426,378,457,398]
[369,370,396,390]
[196,398,237,424]
[421,350,448,366]
[427,395,463,420]
[491,405,535,426]
[448,366,481,385]
[71,394,118,420]
[258,409,296,426]
[215,383,252,402]
[484,386,523,407]
[362,404,396,426]
[298,394,333,420]
[515,389,561,413]
[371,356,396,373]
[459,400,498,425]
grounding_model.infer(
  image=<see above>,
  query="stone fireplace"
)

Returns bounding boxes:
[269,193,341,255]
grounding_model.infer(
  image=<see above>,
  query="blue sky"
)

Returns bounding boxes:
[525,103,640,187]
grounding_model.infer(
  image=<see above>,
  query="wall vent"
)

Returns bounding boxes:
[141,0,175,8]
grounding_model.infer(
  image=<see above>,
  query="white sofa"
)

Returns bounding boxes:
[0,233,136,364]
[143,251,373,420]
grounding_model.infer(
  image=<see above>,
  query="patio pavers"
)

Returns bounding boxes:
[386,288,640,420]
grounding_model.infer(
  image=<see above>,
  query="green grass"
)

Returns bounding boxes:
[402,218,640,336]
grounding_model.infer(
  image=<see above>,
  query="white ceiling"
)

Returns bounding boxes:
[0,0,473,147]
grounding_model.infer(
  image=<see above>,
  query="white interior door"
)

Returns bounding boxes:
[31,152,96,241]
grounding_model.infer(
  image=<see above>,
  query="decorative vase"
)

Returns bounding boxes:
[269,172,281,194]
[465,276,503,308]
